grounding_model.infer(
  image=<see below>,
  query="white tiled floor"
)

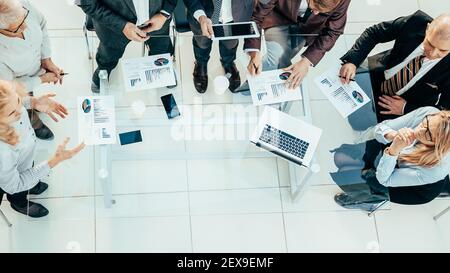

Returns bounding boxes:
[1,0,449,253]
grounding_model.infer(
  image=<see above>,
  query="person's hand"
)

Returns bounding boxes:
[122,22,149,42]
[378,95,406,116]
[388,128,416,155]
[32,93,68,122]
[247,51,262,76]
[141,13,167,33]
[48,137,85,168]
[40,72,60,85]
[384,131,398,142]
[284,58,311,89]
[41,58,63,84]
[339,63,356,84]
[198,15,213,39]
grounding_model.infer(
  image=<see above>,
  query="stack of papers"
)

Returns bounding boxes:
[121,53,176,92]
[247,69,302,106]
[77,96,116,145]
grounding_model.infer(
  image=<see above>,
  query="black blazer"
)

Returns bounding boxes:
[341,10,450,113]
[80,0,177,34]
[183,0,254,22]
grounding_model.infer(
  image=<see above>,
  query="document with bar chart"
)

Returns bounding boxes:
[314,65,371,118]
[247,69,302,106]
[121,53,176,92]
[77,96,116,145]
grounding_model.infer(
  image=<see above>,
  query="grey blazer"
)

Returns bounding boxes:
[79,0,177,35]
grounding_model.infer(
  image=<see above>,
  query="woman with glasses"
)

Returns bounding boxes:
[0,0,64,141]
[335,106,450,208]
[0,80,84,218]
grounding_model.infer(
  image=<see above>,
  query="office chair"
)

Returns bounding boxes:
[83,15,95,60]
[0,208,12,227]
[172,0,191,62]
[434,176,450,221]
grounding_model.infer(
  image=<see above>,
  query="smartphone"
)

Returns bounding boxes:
[119,130,143,146]
[137,23,150,30]
[161,94,181,119]
[211,22,260,41]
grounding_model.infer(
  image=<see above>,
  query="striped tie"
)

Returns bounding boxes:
[211,0,223,24]
[380,55,425,96]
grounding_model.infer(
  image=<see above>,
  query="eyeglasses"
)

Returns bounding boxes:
[423,115,433,142]
[2,7,29,34]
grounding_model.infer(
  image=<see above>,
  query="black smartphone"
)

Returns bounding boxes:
[161,94,181,119]
[119,130,143,146]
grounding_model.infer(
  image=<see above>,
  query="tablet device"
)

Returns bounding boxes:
[161,94,181,119]
[211,21,260,41]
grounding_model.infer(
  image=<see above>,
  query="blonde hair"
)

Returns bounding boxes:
[400,111,450,167]
[0,80,26,146]
[312,0,342,12]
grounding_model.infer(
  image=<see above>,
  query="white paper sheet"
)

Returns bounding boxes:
[247,69,302,106]
[121,53,176,92]
[314,65,371,118]
[77,96,116,145]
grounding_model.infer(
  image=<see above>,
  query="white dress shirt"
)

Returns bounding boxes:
[132,0,150,26]
[0,97,51,195]
[384,44,442,96]
[0,0,51,92]
[194,0,234,23]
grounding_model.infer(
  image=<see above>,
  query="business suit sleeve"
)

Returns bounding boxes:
[183,0,204,16]
[163,0,178,14]
[79,0,128,35]
[302,0,350,66]
[436,78,450,110]
[340,13,414,67]
[244,0,279,51]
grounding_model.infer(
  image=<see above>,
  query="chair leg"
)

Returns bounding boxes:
[434,206,450,221]
[83,26,93,60]
[172,26,177,63]
[0,209,12,228]
[367,200,389,217]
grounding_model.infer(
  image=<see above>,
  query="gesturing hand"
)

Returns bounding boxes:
[32,93,68,122]
[247,51,262,76]
[339,63,356,84]
[388,128,416,156]
[141,13,167,33]
[198,15,213,39]
[48,137,85,168]
[41,58,63,84]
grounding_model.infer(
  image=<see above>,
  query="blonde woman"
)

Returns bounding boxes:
[335,106,450,208]
[0,80,84,218]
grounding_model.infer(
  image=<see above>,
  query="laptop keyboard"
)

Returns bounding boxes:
[259,125,309,159]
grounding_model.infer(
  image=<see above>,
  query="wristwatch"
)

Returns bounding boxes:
[159,11,171,20]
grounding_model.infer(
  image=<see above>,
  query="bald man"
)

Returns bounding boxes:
[339,11,450,175]
[340,11,450,122]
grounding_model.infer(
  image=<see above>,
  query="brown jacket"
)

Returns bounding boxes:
[244,0,351,66]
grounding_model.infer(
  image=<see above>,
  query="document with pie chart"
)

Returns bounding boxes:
[314,65,371,118]
[121,53,176,92]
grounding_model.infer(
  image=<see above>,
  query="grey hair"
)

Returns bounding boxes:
[430,13,450,41]
[0,0,23,29]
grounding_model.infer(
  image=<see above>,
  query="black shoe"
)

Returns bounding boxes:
[193,62,208,94]
[29,182,48,195]
[334,192,387,212]
[34,123,54,140]
[223,63,241,93]
[91,68,101,93]
[10,201,49,218]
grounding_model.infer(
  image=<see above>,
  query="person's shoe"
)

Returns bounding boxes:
[334,192,387,212]
[193,62,208,94]
[29,182,48,195]
[34,123,54,140]
[10,201,49,218]
[361,167,376,180]
[224,63,241,93]
[91,68,101,93]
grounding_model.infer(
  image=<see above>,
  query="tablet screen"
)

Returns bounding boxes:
[212,23,256,38]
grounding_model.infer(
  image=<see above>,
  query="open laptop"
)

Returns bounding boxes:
[250,106,322,167]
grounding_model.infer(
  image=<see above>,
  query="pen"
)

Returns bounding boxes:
[60,73,69,76]
[252,62,258,74]
[338,75,355,82]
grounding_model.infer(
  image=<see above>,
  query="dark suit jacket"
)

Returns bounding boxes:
[341,10,450,113]
[244,0,351,66]
[79,0,177,35]
[183,0,254,22]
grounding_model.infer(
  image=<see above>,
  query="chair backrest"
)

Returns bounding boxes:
[389,176,449,205]
[173,0,191,33]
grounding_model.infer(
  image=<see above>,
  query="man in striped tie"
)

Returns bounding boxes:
[340,12,450,122]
